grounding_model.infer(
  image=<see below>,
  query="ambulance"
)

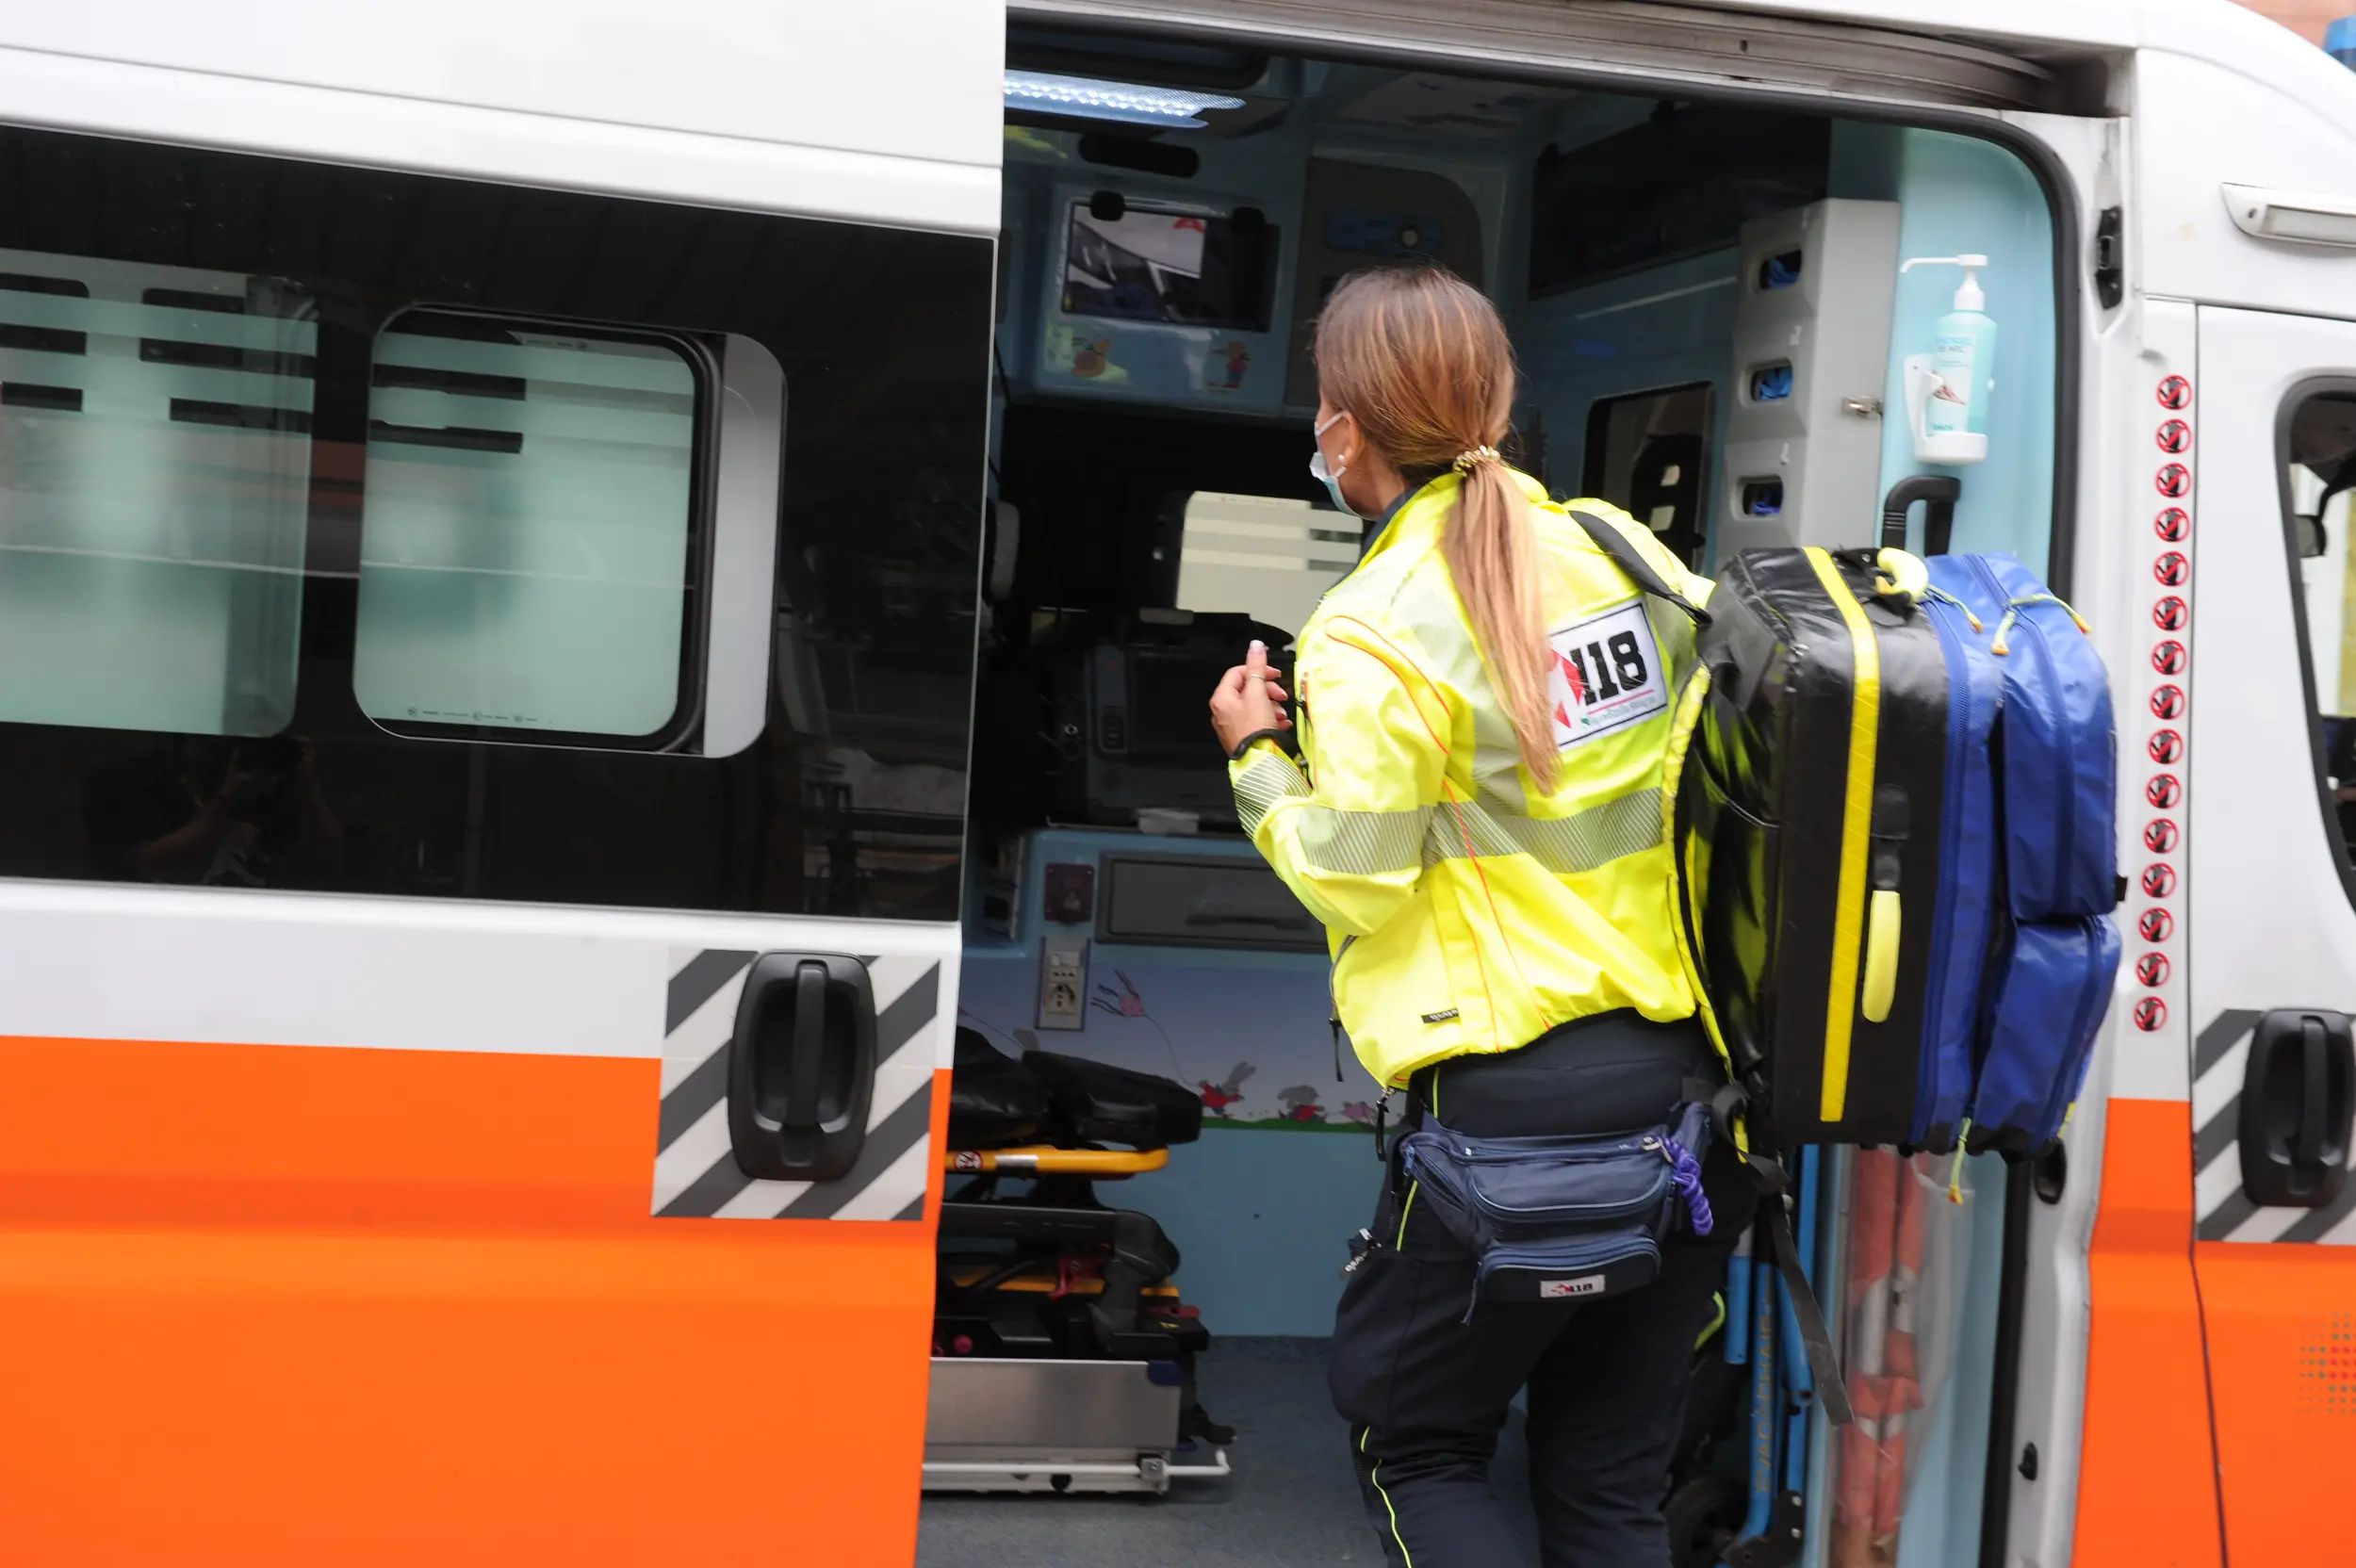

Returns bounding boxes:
[0,0,2348,1563]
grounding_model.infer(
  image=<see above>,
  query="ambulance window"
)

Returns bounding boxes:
[0,257,317,736]
[1582,384,1714,569]
[2288,390,2356,866]
[0,123,989,919]
[352,314,705,742]
[1173,490,1355,635]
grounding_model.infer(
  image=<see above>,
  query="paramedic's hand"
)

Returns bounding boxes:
[1209,640,1291,755]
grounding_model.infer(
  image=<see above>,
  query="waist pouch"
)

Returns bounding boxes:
[1399,1102,1714,1321]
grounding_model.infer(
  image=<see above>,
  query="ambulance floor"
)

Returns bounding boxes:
[915,1337,1542,1567]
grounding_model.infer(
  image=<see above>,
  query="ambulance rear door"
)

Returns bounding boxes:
[0,4,1001,1563]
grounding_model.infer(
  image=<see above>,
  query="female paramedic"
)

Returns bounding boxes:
[1208,265,1755,1568]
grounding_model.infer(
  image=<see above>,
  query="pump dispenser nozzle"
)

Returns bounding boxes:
[1902,253,1989,312]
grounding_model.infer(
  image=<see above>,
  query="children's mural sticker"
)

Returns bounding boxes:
[961,958,1382,1131]
[1204,339,1251,391]
[1044,323,1128,384]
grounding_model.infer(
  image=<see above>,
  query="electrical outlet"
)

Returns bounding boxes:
[1039,937,1088,1032]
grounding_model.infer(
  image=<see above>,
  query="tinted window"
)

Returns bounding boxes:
[354,315,704,741]
[2289,388,2356,873]
[0,126,990,920]
[0,253,317,735]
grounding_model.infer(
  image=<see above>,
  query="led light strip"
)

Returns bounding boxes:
[1004,70,1246,128]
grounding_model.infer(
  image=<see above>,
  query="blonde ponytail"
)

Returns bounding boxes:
[1314,267,1560,792]
[1446,458,1559,792]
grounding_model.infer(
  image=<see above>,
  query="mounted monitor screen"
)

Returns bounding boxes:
[1063,204,1274,331]
[1528,105,1830,296]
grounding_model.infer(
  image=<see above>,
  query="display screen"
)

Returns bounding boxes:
[1063,204,1274,331]
[1124,648,1240,760]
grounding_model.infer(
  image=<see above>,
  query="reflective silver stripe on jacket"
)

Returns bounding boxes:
[1234,747,1312,837]
[1425,788,1665,875]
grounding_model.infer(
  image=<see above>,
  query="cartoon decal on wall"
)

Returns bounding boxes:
[1201,1061,1256,1117]
[1205,339,1251,391]
[1044,322,1129,384]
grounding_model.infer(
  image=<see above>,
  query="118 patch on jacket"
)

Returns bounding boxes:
[1546,598,1668,749]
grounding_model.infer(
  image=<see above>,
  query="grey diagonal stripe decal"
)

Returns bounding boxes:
[667,950,755,1035]
[778,1084,934,1221]
[2198,1190,2260,1242]
[657,1152,755,1219]
[876,964,941,1065]
[657,1047,731,1151]
[2195,1100,2241,1172]
[2275,1177,2356,1244]
[2195,1009,2262,1081]
[651,947,941,1222]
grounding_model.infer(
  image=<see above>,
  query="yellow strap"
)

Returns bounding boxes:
[1802,547,1880,1124]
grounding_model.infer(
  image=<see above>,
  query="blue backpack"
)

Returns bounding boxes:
[1925,553,2124,1155]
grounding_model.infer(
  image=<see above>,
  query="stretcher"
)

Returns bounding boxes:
[924,1030,1233,1495]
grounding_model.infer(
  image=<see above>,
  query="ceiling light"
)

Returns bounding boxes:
[1004,70,1245,129]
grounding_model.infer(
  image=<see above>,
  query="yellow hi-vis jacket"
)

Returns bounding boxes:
[1230,473,1713,1089]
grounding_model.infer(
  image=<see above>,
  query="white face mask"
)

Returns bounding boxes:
[1310,412,1357,519]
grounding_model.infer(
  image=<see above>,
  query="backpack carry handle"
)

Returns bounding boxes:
[1566,509,1711,627]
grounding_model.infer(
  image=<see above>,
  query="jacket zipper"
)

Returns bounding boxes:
[1329,934,1359,1083]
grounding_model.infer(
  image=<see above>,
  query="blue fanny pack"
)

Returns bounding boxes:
[1399,1102,1714,1320]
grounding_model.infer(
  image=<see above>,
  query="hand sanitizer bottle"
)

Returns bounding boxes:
[1900,254,1995,465]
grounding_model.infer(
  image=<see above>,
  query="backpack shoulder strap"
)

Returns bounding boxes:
[1565,509,1711,628]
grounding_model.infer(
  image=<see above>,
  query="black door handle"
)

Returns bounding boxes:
[2299,1015,2330,1170]
[2239,1008,2355,1207]
[728,953,875,1183]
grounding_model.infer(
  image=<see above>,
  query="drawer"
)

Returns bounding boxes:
[1099,854,1325,953]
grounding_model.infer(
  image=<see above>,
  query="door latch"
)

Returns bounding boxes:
[2238,1009,2355,1207]
[727,953,876,1183]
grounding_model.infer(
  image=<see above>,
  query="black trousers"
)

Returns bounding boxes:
[1329,1013,1755,1568]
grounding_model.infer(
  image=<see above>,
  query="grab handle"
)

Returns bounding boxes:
[1861,890,1902,1023]
[1861,784,1908,1024]
[1879,474,1963,556]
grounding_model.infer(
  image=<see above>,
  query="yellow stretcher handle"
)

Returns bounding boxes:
[943,1145,1170,1176]
[1861,888,1901,1023]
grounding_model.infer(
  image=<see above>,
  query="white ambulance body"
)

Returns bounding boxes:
[0,2,2346,1563]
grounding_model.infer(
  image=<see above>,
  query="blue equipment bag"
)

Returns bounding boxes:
[1926,553,2119,922]
[1914,581,2006,1151]
[1399,1102,1714,1319]
[1924,552,2124,1155]
[1970,915,2123,1151]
